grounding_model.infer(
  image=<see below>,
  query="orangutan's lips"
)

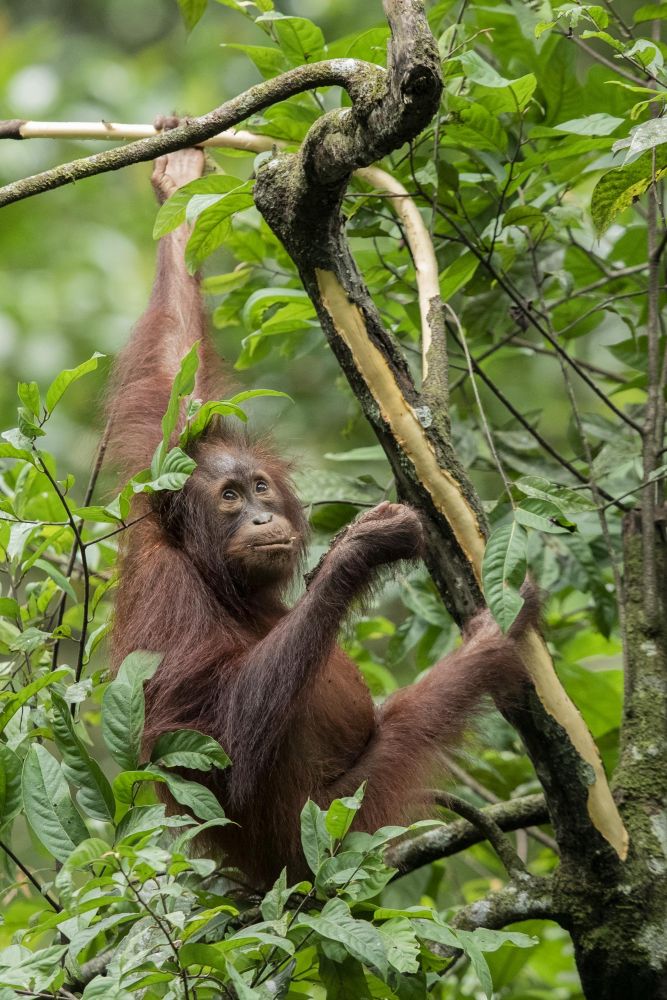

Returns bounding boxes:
[252,538,294,551]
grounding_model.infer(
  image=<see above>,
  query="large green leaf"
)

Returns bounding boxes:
[51,693,115,822]
[150,729,231,772]
[151,766,228,821]
[300,798,330,874]
[482,520,527,631]
[101,651,163,770]
[298,897,387,976]
[0,744,23,827]
[22,745,88,862]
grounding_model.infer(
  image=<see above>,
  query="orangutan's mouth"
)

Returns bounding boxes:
[252,538,294,551]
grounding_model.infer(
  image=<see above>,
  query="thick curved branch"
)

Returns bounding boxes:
[387,794,549,875]
[0,59,383,208]
[430,791,528,878]
[452,876,559,931]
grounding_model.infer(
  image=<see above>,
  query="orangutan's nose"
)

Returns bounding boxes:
[253,511,273,525]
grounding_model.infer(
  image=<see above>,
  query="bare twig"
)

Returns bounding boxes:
[0,839,61,911]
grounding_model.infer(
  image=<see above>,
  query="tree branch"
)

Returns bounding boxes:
[386,794,550,874]
[0,59,384,208]
[431,791,528,877]
[452,876,559,931]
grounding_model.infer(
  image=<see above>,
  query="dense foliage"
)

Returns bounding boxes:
[1,0,665,996]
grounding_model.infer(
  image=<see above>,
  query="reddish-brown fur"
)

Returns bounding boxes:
[108,147,528,888]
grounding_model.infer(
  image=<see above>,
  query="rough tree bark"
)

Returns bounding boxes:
[249,1,666,996]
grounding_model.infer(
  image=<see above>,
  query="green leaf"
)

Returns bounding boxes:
[482,520,527,632]
[255,13,326,64]
[318,954,372,999]
[298,897,387,976]
[62,836,111,871]
[439,253,479,300]
[443,103,508,154]
[153,344,201,473]
[141,446,197,493]
[515,476,596,512]
[45,354,104,413]
[22,745,88,862]
[634,3,667,21]
[153,174,246,238]
[0,744,23,826]
[101,651,163,770]
[33,558,78,604]
[17,381,41,418]
[300,798,330,874]
[51,693,115,822]
[0,597,20,618]
[177,0,207,30]
[152,767,228,821]
[591,148,667,234]
[378,917,420,973]
[616,119,667,164]
[325,782,365,842]
[220,43,290,78]
[151,729,231,772]
[185,181,254,269]
[0,668,70,735]
[554,114,624,136]
[515,497,576,534]
[179,400,248,446]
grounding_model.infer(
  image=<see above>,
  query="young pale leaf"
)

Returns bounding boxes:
[154,174,247,238]
[151,729,231,772]
[18,381,41,418]
[45,354,104,413]
[180,400,248,446]
[101,651,163,770]
[185,183,254,268]
[0,667,70,735]
[482,520,527,632]
[51,693,115,822]
[325,782,365,842]
[22,745,88,862]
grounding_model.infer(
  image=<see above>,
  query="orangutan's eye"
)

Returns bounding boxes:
[222,488,238,502]
[255,480,269,493]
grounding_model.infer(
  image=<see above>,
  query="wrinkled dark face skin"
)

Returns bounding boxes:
[176,441,306,593]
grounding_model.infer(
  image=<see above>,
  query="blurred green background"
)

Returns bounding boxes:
[0,0,385,491]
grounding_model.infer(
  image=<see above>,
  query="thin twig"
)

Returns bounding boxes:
[51,422,110,671]
[0,839,61,911]
[37,455,90,684]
